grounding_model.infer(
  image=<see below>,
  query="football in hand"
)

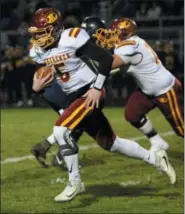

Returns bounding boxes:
[35,66,52,79]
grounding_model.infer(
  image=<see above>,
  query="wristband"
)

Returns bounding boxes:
[93,73,106,90]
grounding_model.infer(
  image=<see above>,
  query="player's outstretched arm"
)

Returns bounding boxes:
[76,40,113,90]
[112,54,126,69]
[76,40,115,108]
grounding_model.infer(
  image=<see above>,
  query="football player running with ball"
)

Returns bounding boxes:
[94,18,184,151]
[28,8,176,202]
[31,16,107,168]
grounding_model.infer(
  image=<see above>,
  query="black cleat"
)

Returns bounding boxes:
[31,139,51,168]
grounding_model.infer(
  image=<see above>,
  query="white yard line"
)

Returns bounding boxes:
[1,131,175,165]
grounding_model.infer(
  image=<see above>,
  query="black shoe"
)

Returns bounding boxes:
[31,139,51,168]
[51,150,67,170]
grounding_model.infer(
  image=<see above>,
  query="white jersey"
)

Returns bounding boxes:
[29,28,96,94]
[114,35,175,96]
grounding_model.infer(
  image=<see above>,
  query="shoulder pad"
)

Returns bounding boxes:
[59,28,90,49]
[117,40,137,48]
[114,40,142,65]
[68,27,81,38]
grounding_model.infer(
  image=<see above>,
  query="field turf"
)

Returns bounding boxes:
[1,108,184,214]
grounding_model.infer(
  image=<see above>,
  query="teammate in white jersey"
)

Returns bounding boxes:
[94,18,184,151]
[28,8,176,202]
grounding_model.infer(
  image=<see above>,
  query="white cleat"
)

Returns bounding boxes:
[155,150,176,184]
[150,141,169,152]
[54,180,85,202]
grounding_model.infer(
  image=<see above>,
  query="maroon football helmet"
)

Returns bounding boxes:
[107,18,137,48]
[94,18,137,49]
[110,18,137,40]
[28,8,63,49]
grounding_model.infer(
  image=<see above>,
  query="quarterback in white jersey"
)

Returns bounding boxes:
[95,18,184,143]
[30,27,97,94]
[30,16,120,169]
[28,9,176,202]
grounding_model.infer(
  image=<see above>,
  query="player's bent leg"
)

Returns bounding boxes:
[51,128,84,168]
[136,117,169,151]
[31,107,64,168]
[31,137,54,168]
[85,110,176,184]
[53,97,93,202]
[53,126,85,202]
[154,79,184,138]
[125,89,169,151]
[110,137,176,184]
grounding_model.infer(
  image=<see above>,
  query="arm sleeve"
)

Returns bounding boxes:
[76,40,114,90]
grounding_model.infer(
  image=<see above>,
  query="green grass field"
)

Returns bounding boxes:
[1,108,184,214]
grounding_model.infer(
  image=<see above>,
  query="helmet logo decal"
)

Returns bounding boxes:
[118,21,130,29]
[47,13,58,24]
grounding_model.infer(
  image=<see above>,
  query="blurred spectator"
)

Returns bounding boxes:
[17,21,30,47]
[64,2,82,24]
[111,72,127,105]
[136,2,147,18]
[13,45,35,107]
[163,41,180,79]
[1,44,35,107]
[35,0,50,11]
[1,32,9,50]
[0,0,20,30]
[121,0,136,18]
[147,1,162,19]
[26,0,37,14]
[1,45,17,105]
[64,16,80,28]
[153,40,165,65]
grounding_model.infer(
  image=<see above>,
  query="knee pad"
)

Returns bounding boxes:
[63,129,79,154]
[53,126,78,156]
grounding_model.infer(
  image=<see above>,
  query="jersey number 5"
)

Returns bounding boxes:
[145,43,160,64]
[54,63,70,82]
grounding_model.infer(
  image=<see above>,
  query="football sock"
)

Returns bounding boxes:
[53,126,81,181]
[110,137,156,165]
[63,154,81,181]
[132,117,169,150]
[47,133,57,145]
[138,117,157,138]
